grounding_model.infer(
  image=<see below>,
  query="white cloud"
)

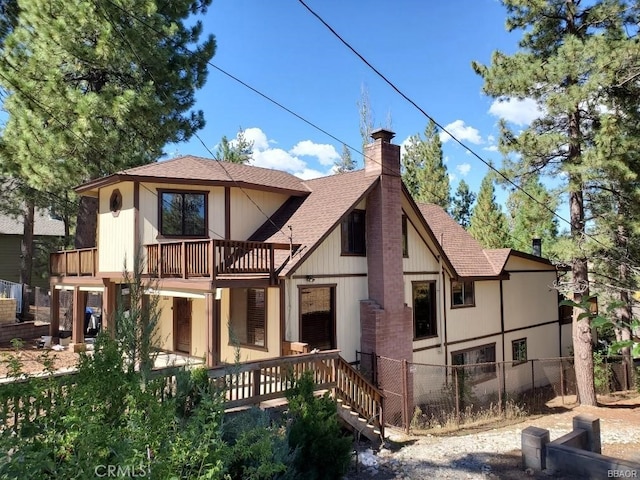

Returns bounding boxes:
[440,120,483,144]
[484,145,499,152]
[251,147,307,172]
[488,97,543,126]
[456,163,471,176]
[290,140,339,166]
[242,127,270,150]
[448,173,456,182]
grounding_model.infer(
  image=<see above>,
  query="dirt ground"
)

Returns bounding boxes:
[0,342,80,378]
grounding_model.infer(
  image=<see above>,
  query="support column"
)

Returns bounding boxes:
[49,286,60,338]
[71,286,87,352]
[102,280,117,338]
[205,292,217,367]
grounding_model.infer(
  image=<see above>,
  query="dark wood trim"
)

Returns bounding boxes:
[450,279,476,308]
[157,188,209,238]
[446,319,560,347]
[403,271,440,276]
[506,269,557,273]
[285,180,379,277]
[447,332,502,347]
[340,209,366,257]
[402,214,409,258]
[205,292,216,367]
[76,174,310,197]
[229,287,268,351]
[291,273,367,279]
[442,270,448,368]
[224,187,231,240]
[279,280,285,357]
[508,250,554,266]
[503,319,559,335]
[511,337,527,365]
[50,277,105,287]
[297,283,337,350]
[500,279,506,391]
[413,343,442,353]
[411,280,438,340]
[133,182,140,254]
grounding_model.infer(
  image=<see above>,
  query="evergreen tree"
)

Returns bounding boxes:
[216,128,253,164]
[0,0,216,248]
[358,83,374,155]
[468,172,509,249]
[401,120,450,209]
[334,144,355,173]
[472,0,640,405]
[451,179,475,229]
[505,174,558,254]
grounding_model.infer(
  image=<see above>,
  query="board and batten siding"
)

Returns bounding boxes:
[402,216,439,272]
[99,182,135,273]
[219,286,280,364]
[229,189,289,240]
[138,182,225,244]
[294,227,368,277]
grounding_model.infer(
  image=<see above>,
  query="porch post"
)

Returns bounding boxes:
[205,292,217,367]
[49,286,60,338]
[102,279,117,338]
[71,286,87,351]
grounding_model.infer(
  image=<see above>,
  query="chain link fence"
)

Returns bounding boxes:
[356,355,638,433]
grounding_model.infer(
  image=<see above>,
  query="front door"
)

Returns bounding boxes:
[174,298,192,354]
[300,286,336,351]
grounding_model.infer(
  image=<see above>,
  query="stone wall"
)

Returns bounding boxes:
[0,298,17,324]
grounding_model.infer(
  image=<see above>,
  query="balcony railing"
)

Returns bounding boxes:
[50,248,98,277]
[145,239,292,282]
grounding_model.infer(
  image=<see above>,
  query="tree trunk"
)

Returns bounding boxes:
[19,198,34,320]
[74,196,98,249]
[615,224,633,390]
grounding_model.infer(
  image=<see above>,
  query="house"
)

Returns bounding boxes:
[0,207,65,288]
[48,129,568,405]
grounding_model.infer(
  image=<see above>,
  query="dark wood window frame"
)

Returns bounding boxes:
[158,188,208,238]
[298,284,337,351]
[402,214,409,258]
[341,209,366,256]
[451,343,496,384]
[413,280,437,340]
[109,189,123,217]
[451,280,475,308]
[229,287,268,351]
[512,337,527,365]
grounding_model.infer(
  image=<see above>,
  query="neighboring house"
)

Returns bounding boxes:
[49,129,568,402]
[0,207,65,288]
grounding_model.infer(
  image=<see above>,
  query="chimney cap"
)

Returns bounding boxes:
[370,128,395,143]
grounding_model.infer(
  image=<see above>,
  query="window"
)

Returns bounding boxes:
[341,209,366,255]
[109,189,122,216]
[413,281,437,339]
[451,343,496,384]
[159,190,207,237]
[402,215,408,257]
[230,288,266,348]
[512,338,527,364]
[451,280,474,307]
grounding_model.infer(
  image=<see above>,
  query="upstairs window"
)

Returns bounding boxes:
[451,280,474,307]
[159,190,207,237]
[341,209,366,255]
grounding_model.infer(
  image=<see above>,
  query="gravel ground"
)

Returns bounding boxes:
[346,400,640,479]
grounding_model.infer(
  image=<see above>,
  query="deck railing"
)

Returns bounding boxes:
[145,239,291,281]
[49,248,98,277]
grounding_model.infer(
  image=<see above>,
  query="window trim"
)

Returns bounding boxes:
[451,280,475,308]
[412,280,437,340]
[451,343,497,384]
[157,188,209,239]
[402,215,409,258]
[298,284,337,351]
[229,287,268,351]
[341,209,366,256]
[512,338,527,365]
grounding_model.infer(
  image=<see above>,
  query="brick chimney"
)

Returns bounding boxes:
[360,129,413,364]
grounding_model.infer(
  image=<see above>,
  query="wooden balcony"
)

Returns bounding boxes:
[145,239,292,284]
[50,248,98,277]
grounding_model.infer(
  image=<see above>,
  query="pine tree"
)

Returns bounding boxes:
[0,0,216,248]
[472,0,640,405]
[334,144,355,173]
[468,172,509,249]
[401,120,450,210]
[451,180,476,229]
[358,83,374,155]
[216,128,253,164]
[505,174,558,254]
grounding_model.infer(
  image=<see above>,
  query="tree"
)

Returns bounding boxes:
[451,179,475,229]
[0,0,216,249]
[216,128,253,164]
[468,172,509,249]
[401,120,450,209]
[472,0,640,405]
[358,83,374,155]
[505,174,558,254]
[334,143,356,173]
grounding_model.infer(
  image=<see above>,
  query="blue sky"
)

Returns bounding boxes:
[170,0,543,205]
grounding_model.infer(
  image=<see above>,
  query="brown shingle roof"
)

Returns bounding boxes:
[250,170,379,276]
[77,155,311,196]
[417,203,503,277]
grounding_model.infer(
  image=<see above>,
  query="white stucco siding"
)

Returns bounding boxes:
[284,276,368,364]
[446,280,501,343]
[219,287,281,364]
[98,182,135,273]
[502,272,559,331]
[230,189,289,240]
